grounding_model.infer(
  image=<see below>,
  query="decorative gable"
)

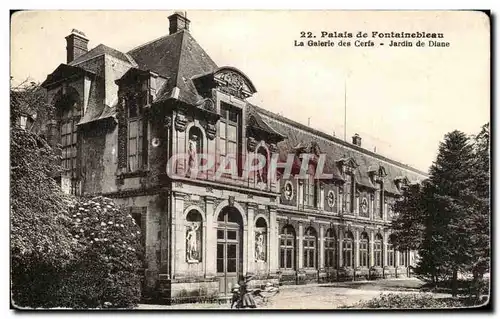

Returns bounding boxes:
[336,156,359,175]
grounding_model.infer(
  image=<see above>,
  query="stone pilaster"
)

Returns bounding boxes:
[298,222,304,269]
[247,204,256,274]
[369,230,375,267]
[269,208,279,274]
[298,181,304,208]
[319,225,325,270]
[354,229,359,269]
[338,228,343,267]
[204,196,216,277]
[172,192,185,278]
[370,193,375,220]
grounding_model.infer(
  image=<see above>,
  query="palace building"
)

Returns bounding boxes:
[41,12,427,303]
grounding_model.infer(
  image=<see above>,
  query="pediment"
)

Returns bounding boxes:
[213,67,257,99]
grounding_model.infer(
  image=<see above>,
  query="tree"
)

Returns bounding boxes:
[11,81,143,308]
[392,182,426,252]
[414,130,480,296]
[10,81,76,307]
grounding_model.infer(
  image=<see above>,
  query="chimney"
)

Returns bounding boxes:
[65,29,89,64]
[168,11,191,35]
[352,133,362,147]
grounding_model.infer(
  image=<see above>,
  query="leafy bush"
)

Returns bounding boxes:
[341,293,485,309]
[55,196,144,308]
[11,195,143,309]
[11,82,143,309]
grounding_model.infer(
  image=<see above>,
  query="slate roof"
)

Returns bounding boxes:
[69,44,137,66]
[127,30,218,105]
[252,105,427,195]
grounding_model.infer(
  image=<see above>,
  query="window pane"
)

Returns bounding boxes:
[129,156,137,172]
[280,249,285,268]
[286,250,292,269]
[129,121,137,138]
[227,124,237,141]
[227,230,237,240]
[227,244,237,258]
[219,139,226,156]
[217,258,224,273]
[227,141,237,157]
[217,230,224,239]
[219,122,226,139]
[228,109,238,123]
[227,258,236,273]
[129,138,137,155]
[217,244,224,258]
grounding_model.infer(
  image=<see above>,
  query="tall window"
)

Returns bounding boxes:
[345,180,351,213]
[304,175,318,207]
[342,231,354,267]
[399,250,408,267]
[379,188,384,219]
[374,234,383,267]
[127,95,147,172]
[279,225,295,269]
[303,227,317,269]
[61,110,78,175]
[219,102,241,174]
[325,228,337,268]
[387,244,394,267]
[359,232,369,268]
[57,88,81,195]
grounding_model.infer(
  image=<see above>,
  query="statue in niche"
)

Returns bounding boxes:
[186,135,198,178]
[186,222,200,262]
[255,231,266,261]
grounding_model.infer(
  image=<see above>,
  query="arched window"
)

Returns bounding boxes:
[359,232,369,268]
[325,228,337,268]
[342,231,354,267]
[303,227,317,269]
[279,225,295,270]
[387,234,396,267]
[186,210,203,262]
[255,217,267,262]
[374,233,383,267]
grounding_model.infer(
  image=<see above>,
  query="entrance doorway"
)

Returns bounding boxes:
[216,207,243,294]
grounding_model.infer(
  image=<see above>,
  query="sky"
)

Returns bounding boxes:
[10,10,490,172]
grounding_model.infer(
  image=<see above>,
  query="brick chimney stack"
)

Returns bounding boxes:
[65,29,89,64]
[168,12,190,35]
[352,133,362,147]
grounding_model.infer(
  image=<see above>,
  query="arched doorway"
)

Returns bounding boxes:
[216,206,244,294]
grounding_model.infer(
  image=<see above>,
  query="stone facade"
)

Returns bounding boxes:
[40,12,425,304]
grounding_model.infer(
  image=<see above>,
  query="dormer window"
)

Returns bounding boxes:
[303,175,318,208]
[394,176,410,192]
[125,93,148,172]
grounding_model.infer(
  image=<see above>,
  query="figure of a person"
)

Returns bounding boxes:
[255,233,264,261]
[186,223,199,261]
[237,275,257,309]
[187,137,198,177]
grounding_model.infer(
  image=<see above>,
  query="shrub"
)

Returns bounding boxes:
[12,196,143,309]
[341,293,484,309]
[58,196,144,309]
